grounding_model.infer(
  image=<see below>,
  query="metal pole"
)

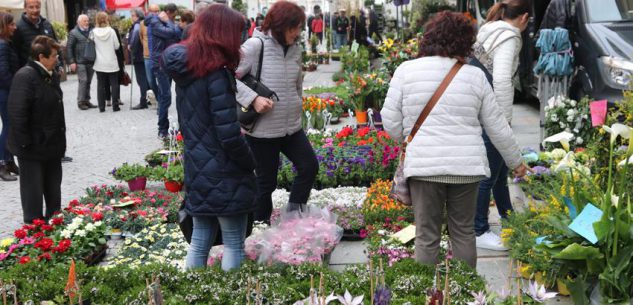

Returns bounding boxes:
[129,64,134,110]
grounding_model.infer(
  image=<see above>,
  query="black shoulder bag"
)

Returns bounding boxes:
[238,37,279,132]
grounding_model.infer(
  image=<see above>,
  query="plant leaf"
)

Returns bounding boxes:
[552,243,602,260]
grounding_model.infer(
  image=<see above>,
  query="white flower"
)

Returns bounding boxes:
[602,123,632,144]
[566,109,576,117]
[526,281,557,303]
[94,221,103,227]
[544,105,550,112]
[554,152,576,173]
[567,116,575,123]
[559,122,567,129]
[570,99,577,107]
[75,229,87,237]
[61,229,72,239]
[543,131,574,151]
[467,291,487,305]
[550,114,559,122]
[611,194,620,208]
[550,148,567,161]
[575,137,584,145]
[618,155,633,168]
[337,290,364,305]
[85,223,96,232]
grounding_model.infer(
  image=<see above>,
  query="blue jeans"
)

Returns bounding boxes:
[144,59,157,94]
[335,33,347,49]
[185,214,248,271]
[133,62,149,107]
[0,89,13,161]
[475,131,513,236]
[153,65,172,135]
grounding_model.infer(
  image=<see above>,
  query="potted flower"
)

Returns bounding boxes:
[110,163,151,191]
[329,205,366,241]
[348,73,370,124]
[163,164,184,193]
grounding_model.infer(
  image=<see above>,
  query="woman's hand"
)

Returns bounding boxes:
[512,163,532,178]
[253,96,274,113]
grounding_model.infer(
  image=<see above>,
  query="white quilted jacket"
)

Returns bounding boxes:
[235,29,303,138]
[382,56,523,179]
[477,21,522,123]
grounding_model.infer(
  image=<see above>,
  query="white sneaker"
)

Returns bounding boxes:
[476,231,509,251]
[146,90,158,109]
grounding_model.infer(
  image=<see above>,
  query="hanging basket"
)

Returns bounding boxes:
[164,180,183,193]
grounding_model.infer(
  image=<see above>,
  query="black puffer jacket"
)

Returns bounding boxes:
[66,26,94,65]
[162,44,257,217]
[13,13,59,67]
[540,0,570,30]
[7,61,66,161]
[0,39,19,90]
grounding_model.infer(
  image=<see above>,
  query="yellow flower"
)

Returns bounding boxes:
[0,237,14,248]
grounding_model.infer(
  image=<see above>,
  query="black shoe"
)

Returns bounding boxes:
[113,107,121,112]
[86,101,98,108]
[78,101,89,110]
[132,104,148,110]
[61,156,73,163]
[99,108,105,113]
[6,161,19,175]
[0,165,17,181]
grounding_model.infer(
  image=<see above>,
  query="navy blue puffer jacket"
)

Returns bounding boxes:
[161,44,258,217]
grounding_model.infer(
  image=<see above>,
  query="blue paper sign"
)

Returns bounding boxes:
[563,197,578,219]
[568,203,603,244]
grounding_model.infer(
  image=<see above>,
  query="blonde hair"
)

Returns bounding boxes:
[95,12,109,27]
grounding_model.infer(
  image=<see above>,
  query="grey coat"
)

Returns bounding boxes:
[67,26,94,65]
[235,29,303,138]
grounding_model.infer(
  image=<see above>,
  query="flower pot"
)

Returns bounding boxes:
[342,229,367,241]
[355,110,368,124]
[164,180,183,193]
[557,279,570,296]
[127,176,147,191]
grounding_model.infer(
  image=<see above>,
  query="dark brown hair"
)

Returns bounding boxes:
[180,10,195,24]
[0,12,14,40]
[261,1,306,46]
[418,11,475,60]
[486,0,530,22]
[30,35,61,60]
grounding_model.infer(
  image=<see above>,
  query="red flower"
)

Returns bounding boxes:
[37,252,52,261]
[51,217,64,226]
[384,217,392,224]
[336,127,354,139]
[176,132,183,142]
[41,224,54,232]
[53,239,71,253]
[34,238,54,251]
[137,210,148,217]
[33,232,45,239]
[357,140,368,146]
[32,219,45,227]
[91,212,104,222]
[397,216,406,222]
[69,199,79,207]
[358,127,370,137]
[14,229,27,239]
[359,229,368,239]
[122,192,129,197]
[337,141,346,147]
[18,256,31,264]
[23,224,35,231]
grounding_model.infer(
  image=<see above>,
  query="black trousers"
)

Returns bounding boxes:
[96,71,120,111]
[17,158,62,223]
[246,130,318,222]
[133,62,149,107]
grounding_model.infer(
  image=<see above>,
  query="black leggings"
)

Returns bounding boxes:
[246,130,318,222]
[96,71,120,110]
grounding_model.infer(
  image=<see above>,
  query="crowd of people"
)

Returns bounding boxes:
[0,0,532,273]
[306,6,382,51]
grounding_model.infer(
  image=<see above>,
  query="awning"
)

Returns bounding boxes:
[106,0,146,9]
[0,0,23,10]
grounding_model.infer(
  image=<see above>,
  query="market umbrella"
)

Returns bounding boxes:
[0,0,23,10]
[106,0,146,9]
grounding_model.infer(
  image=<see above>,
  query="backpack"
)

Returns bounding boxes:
[472,29,519,76]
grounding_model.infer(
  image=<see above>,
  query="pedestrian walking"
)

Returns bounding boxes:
[145,3,182,137]
[92,12,121,112]
[236,1,318,223]
[67,14,98,110]
[141,4,160,109]
[129,8,150,110]
[381,11,528,268]
[474,0,530,251]
[8,36,66,223]
[0,12,19,182]
[162,4,257,271]
[334,10,349,50]
[311,13,324,43]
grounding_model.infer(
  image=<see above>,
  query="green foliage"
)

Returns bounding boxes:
[163,164,184,183]
[110,163,151,182]
[231,0,247,14]
[51,21,68,41]
[410,0,456,33]
[340,45,370,73]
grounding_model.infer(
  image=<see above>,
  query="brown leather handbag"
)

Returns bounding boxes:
[390,62,464,206]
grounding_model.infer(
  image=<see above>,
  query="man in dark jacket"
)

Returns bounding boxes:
[67,14,97,110]
[145,3,181,137]
[8,36,65,224]
[13,0,61,68]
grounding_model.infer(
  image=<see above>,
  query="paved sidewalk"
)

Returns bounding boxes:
[0,66,172,238]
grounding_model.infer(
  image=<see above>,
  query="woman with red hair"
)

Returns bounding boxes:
[236,1,318,223]
[161,4,257,271]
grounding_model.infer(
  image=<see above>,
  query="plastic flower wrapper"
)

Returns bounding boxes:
[246,207,343,265]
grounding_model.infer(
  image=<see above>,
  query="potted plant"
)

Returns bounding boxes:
[163,164,184,193]
[110,163,150,191]
[348,73,370,124]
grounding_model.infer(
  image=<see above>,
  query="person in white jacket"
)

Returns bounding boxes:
[473,0,530,252]
[382,11,529,268]
[92,12,120,112]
